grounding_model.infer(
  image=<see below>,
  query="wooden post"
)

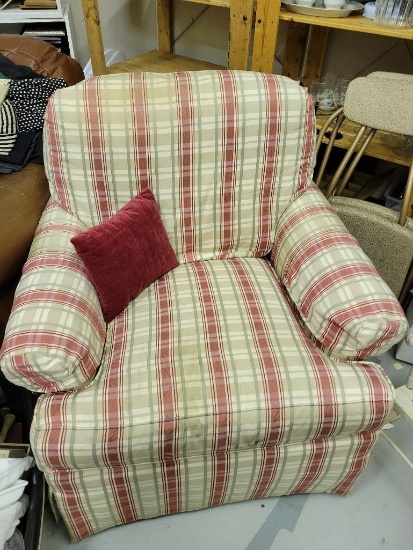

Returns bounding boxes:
[82,0,107,76]
[302,26,330,87]
[251,0,282,73]
[282,22,307,81]
[157,0,172,53]
[228,0,254,70]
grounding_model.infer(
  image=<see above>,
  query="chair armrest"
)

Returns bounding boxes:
[272,185,408,360]
[0,202,106,393]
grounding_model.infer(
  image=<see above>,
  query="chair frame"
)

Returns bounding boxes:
[315,107,413,307]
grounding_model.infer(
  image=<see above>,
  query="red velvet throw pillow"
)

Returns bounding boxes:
[71,188,179,323]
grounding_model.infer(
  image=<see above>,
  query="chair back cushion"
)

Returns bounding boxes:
[43,70,315,263]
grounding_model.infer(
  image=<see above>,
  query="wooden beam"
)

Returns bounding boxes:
[251,0,282,73]
[302,26,330,88]
[228,0,254,70]
[282,22,307,81]
[157,0,172,53]
[81,0,107,76]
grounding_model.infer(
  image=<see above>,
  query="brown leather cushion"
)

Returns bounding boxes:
[0,163,50,289]
[0,34,84,85]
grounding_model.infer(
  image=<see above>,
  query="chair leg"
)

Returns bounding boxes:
[334,128,376,196]
[399,160,413,226]
[315,110,345,188]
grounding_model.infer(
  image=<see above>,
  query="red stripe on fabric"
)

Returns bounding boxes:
[292,438,329,494]
[85,80,110,222]
[229,259,284,499]
[331,432,376,495]
[155,275,181,515]
[44,98,70,210]
[131,72,151,190]
[191,262,231,507]
[8,355,61,393]
[41,394,70,470]
[300,265,379,317]
[101,314,137,523]
[54,469,94,540]
[218,71,238,258]
[12,287,105,338]
[355,320,402,359]
[319,300,402,351]
[4,328,98,381]
[251,447,281,500]
[272,202,335,264]
[39,397,94,538]
[357,362,392,431]
[175,72,196,262]
[296,92,316,195]
[255,74,280,257]
[33,222,83,239]
[284,232,361,288]
[24,255,84,274]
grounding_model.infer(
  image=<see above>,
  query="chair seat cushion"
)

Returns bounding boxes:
[32,257,394,472]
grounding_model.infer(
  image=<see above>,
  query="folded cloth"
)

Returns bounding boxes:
[0,131,40,173]
[0,495,29,549]
[0,54,43,80]
[0,99,18,155]
[8,77,66,132]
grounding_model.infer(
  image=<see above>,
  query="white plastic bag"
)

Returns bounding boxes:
[0,457,34,492]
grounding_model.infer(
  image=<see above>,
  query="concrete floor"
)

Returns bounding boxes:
[40,348,413,550]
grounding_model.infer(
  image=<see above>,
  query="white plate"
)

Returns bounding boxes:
[282,2,364,17]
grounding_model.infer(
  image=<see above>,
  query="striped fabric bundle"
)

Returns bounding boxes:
[0,99,17,155]
[0,70,407,541]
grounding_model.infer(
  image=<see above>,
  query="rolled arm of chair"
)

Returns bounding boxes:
[0,203,106,393]
[272,185,408,360]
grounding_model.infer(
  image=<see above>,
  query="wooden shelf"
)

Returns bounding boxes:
[0,0,64,21]
[317,112,411,167]
[107,49,224,74]
[182,0,231,7]
[183,1,413,40]
[279,7,413,39]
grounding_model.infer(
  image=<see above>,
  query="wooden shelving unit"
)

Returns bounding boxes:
[278,7,413,39]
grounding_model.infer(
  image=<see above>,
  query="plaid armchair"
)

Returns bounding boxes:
[0,70,407,541]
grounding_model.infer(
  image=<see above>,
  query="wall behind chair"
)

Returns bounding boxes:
[70,0,413,78]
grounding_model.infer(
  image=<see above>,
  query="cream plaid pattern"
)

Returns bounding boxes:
[30,258,393,539]
[0,70,407,540]
[43,70,314,262]
[273,185,408,360]
[1,202,106,392]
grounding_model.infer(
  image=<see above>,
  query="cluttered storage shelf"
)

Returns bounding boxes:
[0,0,75,58]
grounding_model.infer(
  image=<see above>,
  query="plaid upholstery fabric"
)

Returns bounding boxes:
[42,435,378,541]
[0,70,406,540]
[30,258,393,540]
[272,185,408,360]
[43,70,315,262]
[0,202,106,392]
